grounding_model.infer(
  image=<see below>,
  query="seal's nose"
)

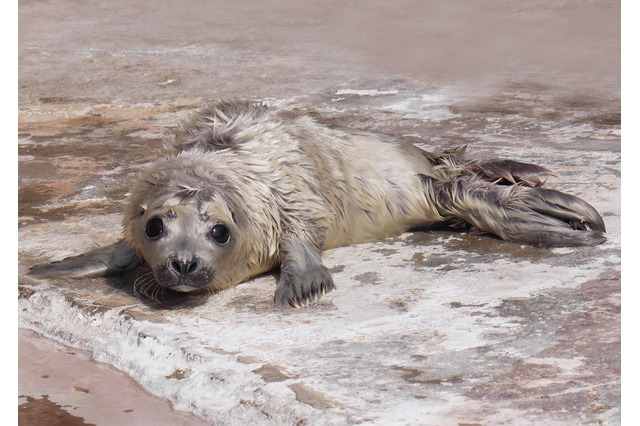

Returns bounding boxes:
[169,257,199,276]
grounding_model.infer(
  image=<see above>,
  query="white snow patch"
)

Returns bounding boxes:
[335,89,399,96]
[157,78,177,86]
[71,196,107,203]
[100,166,125,176]
[383,93,458,121]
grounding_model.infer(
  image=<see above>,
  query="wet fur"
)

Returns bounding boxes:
[30,100,606,308]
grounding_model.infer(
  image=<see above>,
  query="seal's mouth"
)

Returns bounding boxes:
[169,284,203,293]
[132,265,212,303]
[152,262,215,292]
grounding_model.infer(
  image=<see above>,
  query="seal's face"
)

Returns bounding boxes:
[122,151,282,295]
[127,195,244,293]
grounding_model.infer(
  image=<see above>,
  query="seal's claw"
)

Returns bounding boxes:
[273,261,334,309]
[273,239,335,309]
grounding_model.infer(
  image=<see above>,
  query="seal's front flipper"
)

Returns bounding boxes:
[29,239,143,278]
[274,240,335,308]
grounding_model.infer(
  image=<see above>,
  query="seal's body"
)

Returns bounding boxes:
[30,100,606,307]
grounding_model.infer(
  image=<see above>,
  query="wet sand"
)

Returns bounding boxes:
[19,329,208,425]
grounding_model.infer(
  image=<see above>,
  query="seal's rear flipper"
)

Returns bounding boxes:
[473,159,555,187]
[423,149,606,247]
[29,239,143,278]
[439,181,606,247]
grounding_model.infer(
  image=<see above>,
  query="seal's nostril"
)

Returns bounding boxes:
[171,260,183,274]
[170,258,199,275]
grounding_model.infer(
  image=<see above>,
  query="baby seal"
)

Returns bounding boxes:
[30,100,606,308]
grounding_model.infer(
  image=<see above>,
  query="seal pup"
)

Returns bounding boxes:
[30,100,606,308]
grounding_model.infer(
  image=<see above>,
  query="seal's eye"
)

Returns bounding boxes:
[211,224,230,245]
[145,218,164,239]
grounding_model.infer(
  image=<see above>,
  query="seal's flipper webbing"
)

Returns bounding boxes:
[420,147,606,247]
[473,159,555,187]
[435,178,606,247]
[29,239,143,278]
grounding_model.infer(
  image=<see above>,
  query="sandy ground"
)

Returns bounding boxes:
[18,329,208,425]
[18,0,620,424]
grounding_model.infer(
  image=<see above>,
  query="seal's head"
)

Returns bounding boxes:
[127,196,235,292]
[123,152,279,293]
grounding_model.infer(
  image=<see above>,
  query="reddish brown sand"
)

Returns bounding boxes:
[18,329,209,425]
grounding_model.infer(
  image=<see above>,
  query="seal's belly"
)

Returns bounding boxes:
[321,147,437,249]
[323,184,432,249]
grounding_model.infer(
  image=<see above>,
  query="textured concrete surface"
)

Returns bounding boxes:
[19,1,620,424]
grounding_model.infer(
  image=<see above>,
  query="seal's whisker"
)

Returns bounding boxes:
[134,272,161,301]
